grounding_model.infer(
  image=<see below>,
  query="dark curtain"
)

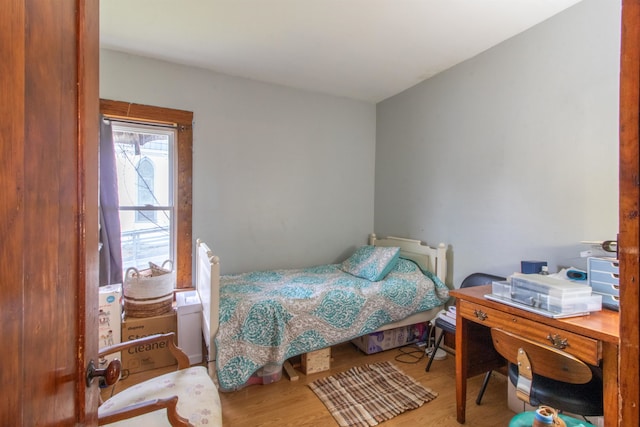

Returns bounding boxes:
[99,116,123,286]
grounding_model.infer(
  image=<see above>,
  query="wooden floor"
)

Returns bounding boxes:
[103,342,516,426]
[215,342,515,426]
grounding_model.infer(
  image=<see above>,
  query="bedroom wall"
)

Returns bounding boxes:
[374,0,621,287]
[100,50,376,274]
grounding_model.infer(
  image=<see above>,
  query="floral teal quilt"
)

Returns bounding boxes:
[214,258,449,391]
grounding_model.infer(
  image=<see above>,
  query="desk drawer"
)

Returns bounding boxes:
[459,300,601,365]
[590,271,619,287]
[591,280,619,297]
[588,257,619,275]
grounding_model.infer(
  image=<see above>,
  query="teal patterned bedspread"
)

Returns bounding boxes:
[214,258,449,391]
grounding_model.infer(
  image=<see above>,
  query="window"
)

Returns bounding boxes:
[101,99,193,289]
[113,124,173,268]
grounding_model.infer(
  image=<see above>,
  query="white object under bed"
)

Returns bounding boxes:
[196,234,449,391]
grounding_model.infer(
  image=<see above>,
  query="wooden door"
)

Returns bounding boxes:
[619,1,640,426]
[0,0,100,425]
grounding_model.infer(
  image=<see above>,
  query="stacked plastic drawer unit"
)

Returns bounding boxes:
[588,257,619,311]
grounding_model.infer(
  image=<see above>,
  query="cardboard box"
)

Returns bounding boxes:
[351,323,428,355]
[98,284,122,368]
[301,348,331,374]
[121,309,177,374]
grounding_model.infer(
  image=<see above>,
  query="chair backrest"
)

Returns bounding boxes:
[491,328,593,405]
[491,328,593,384]
[460,272,506,289]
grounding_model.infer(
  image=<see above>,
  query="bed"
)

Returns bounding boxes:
[195,234,450,391]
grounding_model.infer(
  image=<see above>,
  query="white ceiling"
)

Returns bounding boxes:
[100,0,583,103]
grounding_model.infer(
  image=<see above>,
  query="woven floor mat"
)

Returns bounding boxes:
[308,361,437,427]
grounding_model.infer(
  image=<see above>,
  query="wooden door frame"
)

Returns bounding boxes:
[79,0,101,423]
[619,1,640,425]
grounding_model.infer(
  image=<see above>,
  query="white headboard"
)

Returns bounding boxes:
[369,233,447,283]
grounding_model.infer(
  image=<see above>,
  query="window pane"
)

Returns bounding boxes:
[120,210,172,271]
[113,122,176,276]
[113,126,172,207]
[136,158,156,222]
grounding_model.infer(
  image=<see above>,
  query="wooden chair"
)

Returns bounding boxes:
[426,272,506,404]
[96,333,222,427]
[490,328,603,422]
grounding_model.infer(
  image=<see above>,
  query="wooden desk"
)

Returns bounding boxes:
[452,285,619,426]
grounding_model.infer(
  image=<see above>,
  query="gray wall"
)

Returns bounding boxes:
[375,0,621,287]
[100,50,376,274]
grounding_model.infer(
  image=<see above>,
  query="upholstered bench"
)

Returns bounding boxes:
[97,333,222,427]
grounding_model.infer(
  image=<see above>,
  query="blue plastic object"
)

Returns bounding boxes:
[566,269,588,281]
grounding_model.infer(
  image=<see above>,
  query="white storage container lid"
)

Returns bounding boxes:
[176,290,202,314]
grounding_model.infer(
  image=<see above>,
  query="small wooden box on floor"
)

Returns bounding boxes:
[301,348,331,374]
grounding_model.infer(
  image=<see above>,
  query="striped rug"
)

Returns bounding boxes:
[308,361,438,427]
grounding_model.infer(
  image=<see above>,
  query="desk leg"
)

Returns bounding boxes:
[602,341,618,427]
[455,301,468,424]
